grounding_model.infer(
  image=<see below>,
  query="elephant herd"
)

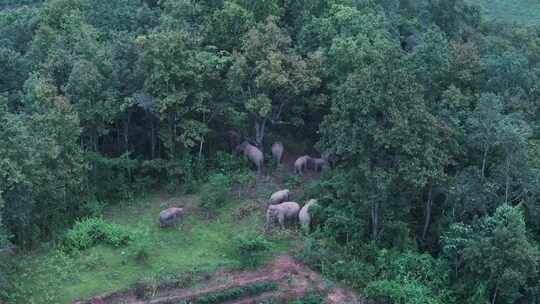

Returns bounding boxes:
[234,139,328,175]
[159,189,317,231]
[158,139,324,230]
[265,188,318,232]
[158,189,318,232]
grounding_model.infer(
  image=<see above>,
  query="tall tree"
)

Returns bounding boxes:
[442,205,538,304]
[227,17,320,148]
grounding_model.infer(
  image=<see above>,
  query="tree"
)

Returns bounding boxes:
[227,17,320,148]
[138,30,231,158]
[0,74,87,248]
[206,1,254,51]
[442,205,538,304]
[320,45,450,241]
[466,93,504,179]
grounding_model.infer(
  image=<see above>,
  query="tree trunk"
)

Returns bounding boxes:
[371,201,380,242]
[491,285,498,304]
[422,182,433,240]
[198,137,204,160]
[150,116,155,159]
[254,118,267,149]
[124,111,131,153]
[505,156,510,204]
[481,145,489,178]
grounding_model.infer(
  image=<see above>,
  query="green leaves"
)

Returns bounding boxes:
[442,205,538,303]
[228,17,321,146]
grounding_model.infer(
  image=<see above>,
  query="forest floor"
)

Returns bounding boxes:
[10,154,338,304]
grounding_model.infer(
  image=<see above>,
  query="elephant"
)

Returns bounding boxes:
[299,199,318,232]
[235,141,264,173]
[269,189,290,205]
[294,155,311,175]
[310,158,327,172]
[159,207,184,227]
[271,142,284,165]
[266,202,300,229]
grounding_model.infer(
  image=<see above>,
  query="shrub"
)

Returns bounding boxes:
[194,280,278,304]
[282,171,302,189]
[200,173,231,211]
[135,271,197,300]
[290,294,326,304]
[0,255,17,302]
[213,151,247,173]
[61,217,133,253]
[233,233,271,268]
[81,199,106,218]
[296,238,376,289]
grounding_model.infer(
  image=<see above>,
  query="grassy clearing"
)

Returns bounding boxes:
[11,192,293,304]
[468,0,540,25]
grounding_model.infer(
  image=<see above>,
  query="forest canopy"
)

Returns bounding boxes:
[2,0,540,303]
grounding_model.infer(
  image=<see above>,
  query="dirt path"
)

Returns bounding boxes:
[79,255,362,304]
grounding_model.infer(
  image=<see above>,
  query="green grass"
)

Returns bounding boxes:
[468,0,540,25]
[11,192,292,304]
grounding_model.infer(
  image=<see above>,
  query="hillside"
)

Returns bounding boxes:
[469,0,540,25]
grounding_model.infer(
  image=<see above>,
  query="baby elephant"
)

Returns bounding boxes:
[266,202,300,229]
[294,155,311,175]
[159,207,184,228]
[299,199,318,232]
[271,142,284,165]
[269,189,290,205]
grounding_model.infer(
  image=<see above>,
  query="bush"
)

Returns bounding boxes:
[213,151,248,173]
[194,280,278,304]
[282,171,302,189]
[135,271,197,300]
[61,217,133,253]
[290,294,326,304]
[0,255,17,302]
[200,173,231,211]
[81,199,106,217]
[296,237,376,289]
[233,233,271,268]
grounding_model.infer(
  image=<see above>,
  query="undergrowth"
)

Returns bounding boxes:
[61,217,132,253]
[181,280,278,304]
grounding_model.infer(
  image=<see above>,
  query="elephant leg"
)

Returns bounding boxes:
[278,214,285,229]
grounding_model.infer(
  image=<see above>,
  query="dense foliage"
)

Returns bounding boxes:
[2,0,540,303]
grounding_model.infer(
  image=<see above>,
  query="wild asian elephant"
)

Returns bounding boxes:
[271,142,284,165]
[294,155,311,175]
[310,158,327,172]
[269,189,290,205]
[266,202,300,229]
[299,199,318,232]
[236,141,264,173]
[159,207,184,228]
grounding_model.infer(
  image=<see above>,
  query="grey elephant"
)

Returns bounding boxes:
[294,155,311,175]
[236,141,264,173]
[310,157,327,172]
[271,142,284,165]
[159,207,184,227]
[269,189,290,205]
[266,202,300,229]
[299,199,318,232]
